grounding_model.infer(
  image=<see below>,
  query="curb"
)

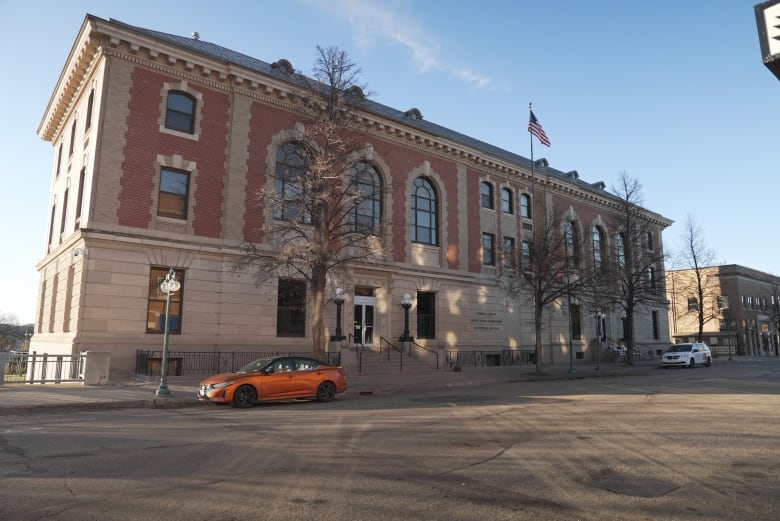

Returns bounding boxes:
[0,398,206,415]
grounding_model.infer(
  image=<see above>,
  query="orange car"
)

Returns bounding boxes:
[197,356,348,408]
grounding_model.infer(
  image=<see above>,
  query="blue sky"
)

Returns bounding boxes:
[1,1,777,324]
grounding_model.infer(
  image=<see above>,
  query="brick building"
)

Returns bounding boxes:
[667,265,780,356]
[34,15,672,378]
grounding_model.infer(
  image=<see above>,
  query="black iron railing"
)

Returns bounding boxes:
[446,349,534,369]
[135,350,341,377]
[2,351,84,384]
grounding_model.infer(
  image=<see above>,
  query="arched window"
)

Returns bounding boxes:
[617,232,626,269]
[165,91,196,134]
[349,161,382,232]
[592,226,604,270]
[480,181,494,209]
[520,193,531,219]
[412,177,438,245]
[564,221,579,267]
[646,230,654,251]
[274,142,310,222]
[501,187,513,214]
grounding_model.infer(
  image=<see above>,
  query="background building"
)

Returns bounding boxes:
[667,264,780,356]
[34,15,672,378]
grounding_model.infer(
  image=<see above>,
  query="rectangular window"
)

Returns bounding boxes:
[277,279,306,337]
[521,240,532,268]
[47,205,56,251]
[158,168,190,219]
[416,291,436,339]
[688,297,698,311]
[570,303,582,339]
[85,90,94,132]
[503,237,515,267]
[652,310,659,340]
[482,232,495,266]
[59,189,69,239]
[69,120,77,157]
[146,267,184,334]
[75,169,85,230]
[55,143,62,177]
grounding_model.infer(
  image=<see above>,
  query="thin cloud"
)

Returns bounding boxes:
[303,0,493,89]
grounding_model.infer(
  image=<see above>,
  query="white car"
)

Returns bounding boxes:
[662,343,712,368]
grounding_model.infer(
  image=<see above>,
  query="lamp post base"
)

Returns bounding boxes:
[155,386,170,398]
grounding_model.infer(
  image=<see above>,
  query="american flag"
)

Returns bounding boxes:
[528,110,551,147]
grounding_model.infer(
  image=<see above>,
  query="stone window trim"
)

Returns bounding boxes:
[153,154,197,232]
[159,81,203,141]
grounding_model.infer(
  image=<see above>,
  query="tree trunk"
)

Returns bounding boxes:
[310,263,327,361]
[535,304,544,374]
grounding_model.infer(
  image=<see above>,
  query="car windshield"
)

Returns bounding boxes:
[667,345,692,353]
[237,358,274,373]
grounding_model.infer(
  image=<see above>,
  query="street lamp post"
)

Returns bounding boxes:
[330,288,346,341]
[595,309,604,371]
[399,293,413,343]
[567,291,575,373]
[155,268,180,398]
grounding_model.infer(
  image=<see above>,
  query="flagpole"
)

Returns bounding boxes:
[529,102,535,220]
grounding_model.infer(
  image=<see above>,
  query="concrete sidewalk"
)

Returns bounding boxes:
[0,359,662,414]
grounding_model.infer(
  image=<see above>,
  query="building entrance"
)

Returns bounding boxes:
[353,296,376,346]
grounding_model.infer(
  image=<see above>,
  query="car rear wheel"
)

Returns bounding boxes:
[705,357,712,367]
[316,381,336,402]
[688,358,696,369]
[232,385,257,408]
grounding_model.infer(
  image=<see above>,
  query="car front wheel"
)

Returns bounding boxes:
[232,385,257,408]
[688,358,696,369]
[316,381,336,402]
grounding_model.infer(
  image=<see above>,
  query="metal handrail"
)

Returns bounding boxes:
[349,333,366,372]
[602,336,658,360]
[407,340,439,370]
[379,336,403,371]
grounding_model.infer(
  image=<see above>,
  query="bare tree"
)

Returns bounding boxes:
[499,206,595,375]
[0,311,21,350]
[676,214,717,342]
[235,47,388,360]
[607,172,667,366]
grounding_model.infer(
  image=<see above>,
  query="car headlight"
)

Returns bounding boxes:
[211,381,236,390]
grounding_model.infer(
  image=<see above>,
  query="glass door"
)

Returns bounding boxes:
[353,296,375,346]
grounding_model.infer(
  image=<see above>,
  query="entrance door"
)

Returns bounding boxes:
[353,296,376,346]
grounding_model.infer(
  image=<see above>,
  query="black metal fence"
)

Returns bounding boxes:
[135,350,342,377]
[446,349,535,369]
[2,351,84,384]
